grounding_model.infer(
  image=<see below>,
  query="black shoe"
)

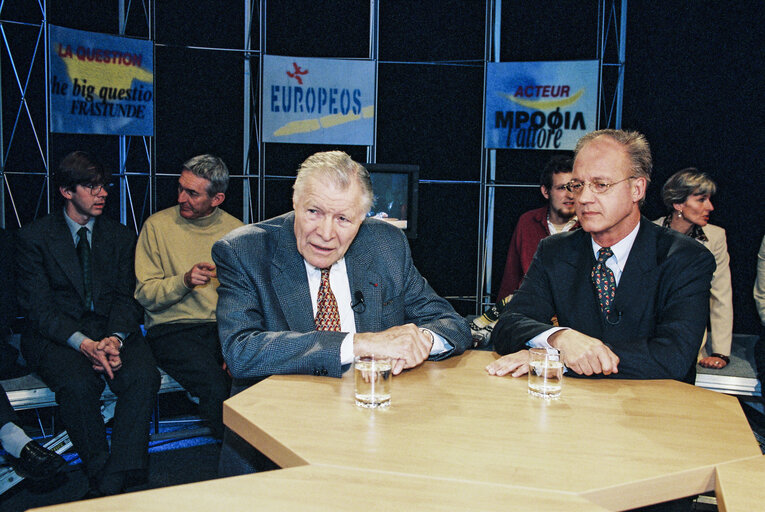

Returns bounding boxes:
[11,441,67,480]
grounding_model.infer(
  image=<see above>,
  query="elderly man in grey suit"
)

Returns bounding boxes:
[212,150,471,475]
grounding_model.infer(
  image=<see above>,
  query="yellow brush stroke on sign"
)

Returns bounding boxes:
[62,58,153,91]
[273,105,375,137]
[499,88,584,110]
[321,112,361,128]
[274,119,321,136]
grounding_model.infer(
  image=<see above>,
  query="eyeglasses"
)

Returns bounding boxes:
[82,182,112,195]
[564,176,637,195]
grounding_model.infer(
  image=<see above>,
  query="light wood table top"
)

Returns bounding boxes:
[225,350,761,511]
[714,455,765,512]
[29,465,609,511]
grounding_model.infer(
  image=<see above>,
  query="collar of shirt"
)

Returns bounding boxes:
[547,215,578,235]
[590,221,640,285]
[63,210,96,245]
[303,257,356,333]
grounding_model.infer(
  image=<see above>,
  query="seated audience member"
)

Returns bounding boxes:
[135,154,243,439]
[654,169,733,369]
[755,234,765,384]
[212,150,471,475]
[16,151,160,496]
[471,155,578,344]
[487,129,714,382]
[497,154,578,299]
[1,383,66,480]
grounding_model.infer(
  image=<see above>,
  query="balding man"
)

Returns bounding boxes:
[488,129,714,382]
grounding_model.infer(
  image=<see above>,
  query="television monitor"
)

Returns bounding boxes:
[364,163,419,239]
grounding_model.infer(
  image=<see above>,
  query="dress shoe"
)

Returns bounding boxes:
[11,441,67,480]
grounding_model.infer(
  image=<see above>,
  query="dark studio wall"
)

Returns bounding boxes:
[1,1,762,331]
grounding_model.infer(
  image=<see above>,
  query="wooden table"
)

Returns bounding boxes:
[224,350,761,511]
[29,465,609,511]
[714,455,765,512]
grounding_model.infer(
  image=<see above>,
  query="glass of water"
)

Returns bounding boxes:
[354,355,392,408]
[528,348,563,399]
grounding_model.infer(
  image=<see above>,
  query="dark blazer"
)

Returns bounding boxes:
[212,212,472,380]
[16,211,143,367]
[493,217,715,381]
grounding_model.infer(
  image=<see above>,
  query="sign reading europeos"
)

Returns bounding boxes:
[484,60,598,150]
[262,55,376,145]
[48,25,153,136]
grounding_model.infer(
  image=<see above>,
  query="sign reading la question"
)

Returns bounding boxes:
[49,25,154,136]
[484,60,598,150]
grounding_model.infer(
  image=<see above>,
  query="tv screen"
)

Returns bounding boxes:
[364,163,419,239]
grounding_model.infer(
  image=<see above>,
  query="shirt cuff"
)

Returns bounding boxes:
[340,332,355,366]
[67,331,88,351]
[527,327,567,349]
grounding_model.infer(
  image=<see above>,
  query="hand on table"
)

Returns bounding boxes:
[699,356,728,369]
[184,262,216,288]
[486,350,530,377]
[549,329,619,376]
[354,324,433,375]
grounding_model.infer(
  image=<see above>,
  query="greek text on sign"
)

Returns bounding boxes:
[484,61,598,151]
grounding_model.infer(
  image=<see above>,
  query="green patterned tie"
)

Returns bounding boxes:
[76,226,92,309]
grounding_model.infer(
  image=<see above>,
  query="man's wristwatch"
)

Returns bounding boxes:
[420,328,435,350]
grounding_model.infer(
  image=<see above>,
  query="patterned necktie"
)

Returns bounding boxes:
[315,268,341,331]
[76,226,92,308]
[591,247,616,315]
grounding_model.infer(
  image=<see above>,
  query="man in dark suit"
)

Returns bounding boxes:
[16,151,160,496]
[212,150,471,474]
[487,130,715,382]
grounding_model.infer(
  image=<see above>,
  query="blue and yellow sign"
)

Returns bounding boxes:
[49,25,153,136]
[262,55,375,145]
[484,61,598,150]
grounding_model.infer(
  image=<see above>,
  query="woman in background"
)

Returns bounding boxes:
[655,168,733,369]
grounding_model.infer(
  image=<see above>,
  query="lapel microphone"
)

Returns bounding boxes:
[605,309,622,325]
[351,290,366,313]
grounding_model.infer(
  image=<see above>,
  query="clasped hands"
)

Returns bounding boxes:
[486,329,620,378]
[354,323,434,375]
[80,336,123,379]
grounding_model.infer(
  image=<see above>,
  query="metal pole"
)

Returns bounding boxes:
[243,0,252,223]
[366,0,378,164]
[615,0,627,129]
[257,0,266,222]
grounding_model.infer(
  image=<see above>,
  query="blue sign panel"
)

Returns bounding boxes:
[49,25,153,136]
[484,61,599,150]
[263,55,376,145]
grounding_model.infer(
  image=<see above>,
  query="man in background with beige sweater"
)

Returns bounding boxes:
[135,154,243,438]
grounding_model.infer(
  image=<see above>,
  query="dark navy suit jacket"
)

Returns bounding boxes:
[493,218,715,381]
[16,211,142,368]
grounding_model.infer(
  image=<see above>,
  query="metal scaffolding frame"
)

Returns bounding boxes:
[0,0,626,314]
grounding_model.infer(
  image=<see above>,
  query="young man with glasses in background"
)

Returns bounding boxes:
[16,151,159,497]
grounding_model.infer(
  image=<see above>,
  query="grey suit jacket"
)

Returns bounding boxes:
[492,218,715,381]
[16,211,143,367]
[212,212,471,380]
